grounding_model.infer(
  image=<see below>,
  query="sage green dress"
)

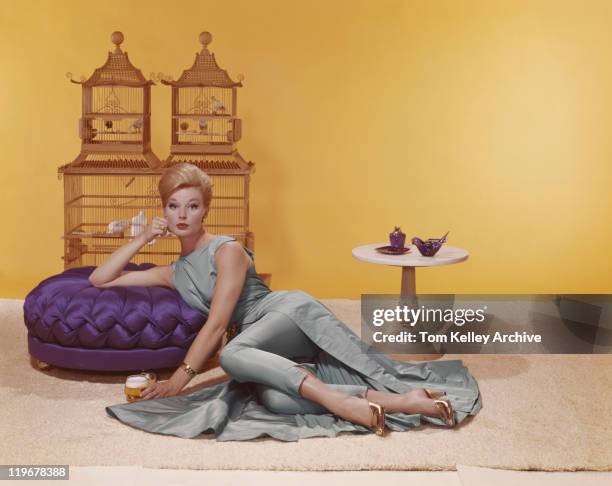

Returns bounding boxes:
[106,236,482,441]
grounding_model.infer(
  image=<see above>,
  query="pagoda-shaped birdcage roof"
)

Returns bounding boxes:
[162,32,242,88]
[70,31,153,87]
[165,151,253,175]
[58,152,162,174]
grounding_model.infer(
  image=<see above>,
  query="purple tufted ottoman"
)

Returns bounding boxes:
[23,264,210,372]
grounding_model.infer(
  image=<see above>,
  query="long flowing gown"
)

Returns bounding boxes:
[106,236,482,441]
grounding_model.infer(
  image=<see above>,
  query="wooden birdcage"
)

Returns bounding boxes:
[48,31,267,376]
[58,31,168,268]
[162,32,255,250]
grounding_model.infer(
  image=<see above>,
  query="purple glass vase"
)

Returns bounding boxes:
[389,226,406,249]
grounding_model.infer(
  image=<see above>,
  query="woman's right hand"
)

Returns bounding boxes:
[139,216,171,243]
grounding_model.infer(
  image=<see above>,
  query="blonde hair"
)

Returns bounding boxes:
[158,163,213,211]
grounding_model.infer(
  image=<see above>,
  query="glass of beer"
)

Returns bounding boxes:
[124,372,157,402]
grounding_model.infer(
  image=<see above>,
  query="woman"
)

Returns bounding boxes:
[100,163,482,441]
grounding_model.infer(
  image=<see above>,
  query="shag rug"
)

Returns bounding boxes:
[1,298,610,471]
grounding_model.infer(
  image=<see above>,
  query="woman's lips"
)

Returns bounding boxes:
[176,224,189,229]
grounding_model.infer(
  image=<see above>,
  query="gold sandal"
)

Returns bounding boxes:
[424,388,445,400]
[433,398,456,427]
[367,401,386,436]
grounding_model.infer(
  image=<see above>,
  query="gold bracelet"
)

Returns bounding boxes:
[180,361,197,378]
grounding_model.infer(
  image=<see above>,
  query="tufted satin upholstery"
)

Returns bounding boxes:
[23,264,207,371]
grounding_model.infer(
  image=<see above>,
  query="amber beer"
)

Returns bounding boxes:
[124,372,157,402]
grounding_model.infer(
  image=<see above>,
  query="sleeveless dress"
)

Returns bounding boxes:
[106,236,482,441]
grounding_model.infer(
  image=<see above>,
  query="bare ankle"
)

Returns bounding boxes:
[336,395,371,427]
[297,372,312,396]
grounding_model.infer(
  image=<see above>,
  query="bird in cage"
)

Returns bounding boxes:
[129,207,159,246]
[130,210,147,238]
[105,120,113,130]
[107,219,130,236]
[180,121,189,131]
[130,118,143,133]
[210,96,225,114]
[199,118,208,134]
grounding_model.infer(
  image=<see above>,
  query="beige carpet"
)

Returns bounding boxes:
[23,466,609,486]
[1,298,610,471]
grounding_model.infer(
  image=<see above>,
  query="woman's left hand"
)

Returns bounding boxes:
[139,379,183,401]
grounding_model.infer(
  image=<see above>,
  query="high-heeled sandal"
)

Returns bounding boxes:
[433,398,456,427]
[367,401,386,436]
[424,388,445,400]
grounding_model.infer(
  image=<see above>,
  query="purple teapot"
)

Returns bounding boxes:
[411,231,449,257]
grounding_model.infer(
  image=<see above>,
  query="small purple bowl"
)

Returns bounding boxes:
[411,231,449,257]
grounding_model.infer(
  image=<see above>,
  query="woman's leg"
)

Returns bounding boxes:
[255,382,368,414]
[297,374,444,426]
[220,312,444,425]
[364,388,443,415]
[256,380,441,416]
[219,311,321,397]
[220,312,378,423]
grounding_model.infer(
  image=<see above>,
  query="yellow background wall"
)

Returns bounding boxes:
[1,0,610,299]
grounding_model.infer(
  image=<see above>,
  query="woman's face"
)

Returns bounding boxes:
[164,187,207,236]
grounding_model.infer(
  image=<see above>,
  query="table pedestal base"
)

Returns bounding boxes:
[400,266,416,297]
[353,243,470,363]
[400,266,445,360]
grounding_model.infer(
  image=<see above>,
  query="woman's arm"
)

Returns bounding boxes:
[140,241,251,399]
[88,233,148,287]
[93,265,173,289]
[89,217,168,286]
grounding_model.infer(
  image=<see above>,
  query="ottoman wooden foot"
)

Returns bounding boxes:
[30,355,52,370]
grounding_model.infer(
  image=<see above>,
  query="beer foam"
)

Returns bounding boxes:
[126,375,148,388]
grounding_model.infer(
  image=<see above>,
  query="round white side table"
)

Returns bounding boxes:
[352,243,469,361]
[352,243,469,296]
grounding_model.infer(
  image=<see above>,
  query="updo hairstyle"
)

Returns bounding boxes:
[158,163,213,215]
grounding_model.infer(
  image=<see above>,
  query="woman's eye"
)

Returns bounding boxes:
[167,203,198,209]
